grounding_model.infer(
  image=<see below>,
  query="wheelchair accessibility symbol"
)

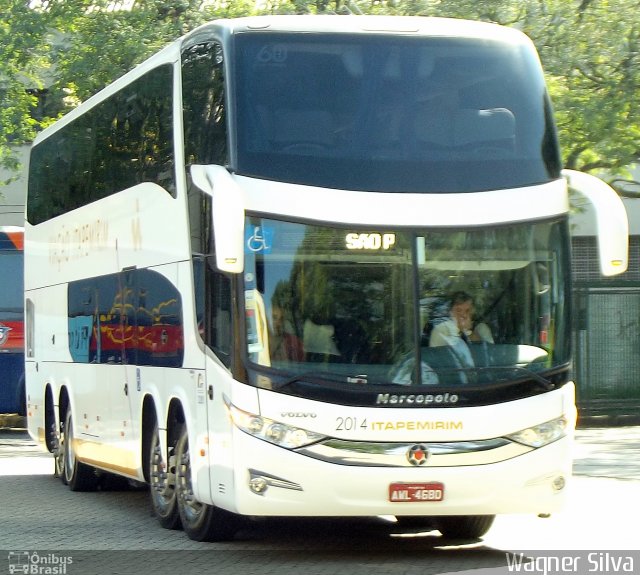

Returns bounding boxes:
[246,225,273,254]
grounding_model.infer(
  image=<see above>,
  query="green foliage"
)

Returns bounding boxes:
[0,0,47,175]
[516,0,640,175]
[1,0,639,187]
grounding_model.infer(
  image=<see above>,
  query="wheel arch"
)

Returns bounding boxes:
[44,384,57,453]
[166,398,186,449]
[141,394,158,483]
[58,386,70,424]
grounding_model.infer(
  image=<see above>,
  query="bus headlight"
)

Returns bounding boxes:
[229,404,326,449]
[506,416,567,448]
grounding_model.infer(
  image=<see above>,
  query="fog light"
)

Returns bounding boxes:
[552,475,566,491]
[249,476,268,494]
[249,469,303,494]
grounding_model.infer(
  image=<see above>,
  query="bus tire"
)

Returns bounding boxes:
[49,406,66,484]
[175,426,239,542]
[436,515,495,539]
[149,424,181,530]
[54,434,66,484]
[62,408,98,492]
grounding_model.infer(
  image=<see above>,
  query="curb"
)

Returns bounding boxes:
[577,414,640,428]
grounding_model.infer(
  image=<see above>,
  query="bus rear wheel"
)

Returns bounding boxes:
[62,408,98,491]
[175,426,239,542]
[436,515,495,539]
[50,410,66,484]
[149,424,180,530]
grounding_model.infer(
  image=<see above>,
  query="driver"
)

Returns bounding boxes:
[430,291,493,348]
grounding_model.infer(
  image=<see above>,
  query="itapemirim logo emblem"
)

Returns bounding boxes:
[7,552,73,575]
[407,444,430,466]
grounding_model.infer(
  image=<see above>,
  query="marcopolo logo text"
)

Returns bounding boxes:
[376,392,459,405]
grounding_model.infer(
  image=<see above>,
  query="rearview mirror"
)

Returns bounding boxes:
[190,165,245,274]
[563,169,628,276]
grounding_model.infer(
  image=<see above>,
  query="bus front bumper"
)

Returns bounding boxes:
[224,431,572,517]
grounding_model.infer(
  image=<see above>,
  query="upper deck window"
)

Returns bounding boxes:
[28,64,174,225]
[233,33,561,193]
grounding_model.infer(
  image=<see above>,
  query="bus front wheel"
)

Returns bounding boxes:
[436,515,495,539]
[175,426,239,542]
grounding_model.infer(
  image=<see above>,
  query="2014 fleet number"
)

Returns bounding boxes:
[335,417,368,431]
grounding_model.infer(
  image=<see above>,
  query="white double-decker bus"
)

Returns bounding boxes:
[26,16,628,542]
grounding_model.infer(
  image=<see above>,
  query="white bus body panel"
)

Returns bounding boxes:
[236,176,568,227]
[24,183,189,290]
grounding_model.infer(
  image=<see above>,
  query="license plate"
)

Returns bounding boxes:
[389,482,444,502]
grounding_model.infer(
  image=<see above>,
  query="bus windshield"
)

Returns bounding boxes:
[234,33,561,193]
[244,217,570,390]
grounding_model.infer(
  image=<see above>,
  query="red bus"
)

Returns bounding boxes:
[0,226,25,415]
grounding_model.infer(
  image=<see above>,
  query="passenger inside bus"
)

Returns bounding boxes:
[269,305,304,362]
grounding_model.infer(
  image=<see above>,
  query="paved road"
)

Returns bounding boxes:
[0,424,638,575]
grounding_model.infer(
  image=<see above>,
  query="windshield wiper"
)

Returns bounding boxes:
[471,365,554,390]
[272,371,386,390]
[272,372,336,391]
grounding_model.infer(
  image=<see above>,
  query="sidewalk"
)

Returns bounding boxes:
[572,425,640,481]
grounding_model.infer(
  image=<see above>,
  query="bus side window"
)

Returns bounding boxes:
[26,298,35,358]
[189,188,232,364]
[207,261,232,361]
[183,39,232,364]
[182,40,227,167]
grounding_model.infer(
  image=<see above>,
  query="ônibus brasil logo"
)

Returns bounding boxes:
[7,551,73,575]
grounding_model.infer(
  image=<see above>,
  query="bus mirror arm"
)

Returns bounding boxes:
[190,165,245,274]
[563,169,629,277]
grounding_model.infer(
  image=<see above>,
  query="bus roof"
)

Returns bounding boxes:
[183,15,531,46]
[31,15,533,147]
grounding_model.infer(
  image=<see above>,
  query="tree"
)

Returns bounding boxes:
[0,0,256,187]
[516,0,640,179]
[0,0,49,179]
[389,0,640,182]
